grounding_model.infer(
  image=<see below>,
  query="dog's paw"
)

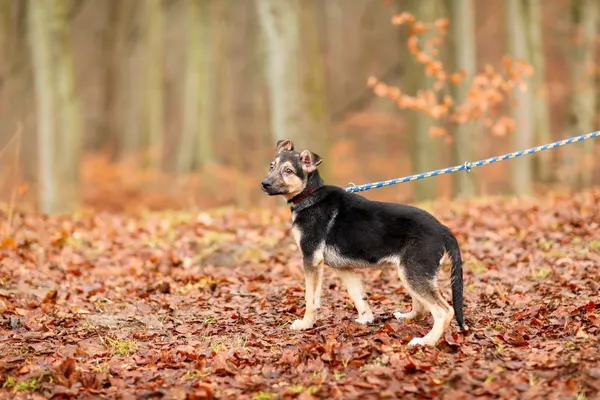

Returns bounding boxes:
[407,337,437,347]
[290,319,314,330]
[394,311,416,321]
[355,312,374,325]
[407,337,426,347]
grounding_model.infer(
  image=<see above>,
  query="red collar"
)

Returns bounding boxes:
[289,188,316,205]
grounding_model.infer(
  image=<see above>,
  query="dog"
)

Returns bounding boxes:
[261,139,466,346]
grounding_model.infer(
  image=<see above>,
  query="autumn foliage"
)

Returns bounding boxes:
[368,12,535,139]
[1,189,600,398]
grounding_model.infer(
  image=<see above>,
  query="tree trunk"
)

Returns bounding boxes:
[213,0,245,204]
[0,0,11,89]
[29,0,59,214]
[405,0,441,202]
[102,0,127,159]
[189,0,213,172]
[507,0,534,196]
[525,0,552,183]
[568,0,598,189]
[144,0,165,170]
[256,0,304,148]
[122,1,142,160]
[448,0,476,198]
[50,0,81,213]
[299,0,330,181]
[178,0,206,173]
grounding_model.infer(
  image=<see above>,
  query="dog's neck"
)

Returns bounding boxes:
[288,170,324,209]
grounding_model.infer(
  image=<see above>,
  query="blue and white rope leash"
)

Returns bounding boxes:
[345,130,600,194]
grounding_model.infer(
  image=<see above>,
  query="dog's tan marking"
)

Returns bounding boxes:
[280,161,306,200]
[291,225,302,250]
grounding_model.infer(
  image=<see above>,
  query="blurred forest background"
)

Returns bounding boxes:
[0,0,599,215]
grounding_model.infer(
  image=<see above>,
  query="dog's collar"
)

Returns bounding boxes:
[288,188,317,206]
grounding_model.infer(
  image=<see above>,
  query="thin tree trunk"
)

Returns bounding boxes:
[0,0,11,88]
[406,0,441,202]
[50,0,81,213]
[144,0,164,170]
[191,0,213,172]
[29,0,58,214]
[177,0,203,174]
[448,0,476,198]
[122,1,142,160]
[213,0,244,204]
[299,0,330,181]
[256,0,304,147]
[525,0,552,183]
[102,0,126,159]
[570,0,598,188]
[507,0,534,196]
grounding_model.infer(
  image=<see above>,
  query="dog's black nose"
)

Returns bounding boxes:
[261,180,271,189]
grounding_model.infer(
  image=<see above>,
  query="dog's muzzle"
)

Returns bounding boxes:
[261,179,273,194]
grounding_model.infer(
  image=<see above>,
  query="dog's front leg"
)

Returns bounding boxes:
[291,260,323,330]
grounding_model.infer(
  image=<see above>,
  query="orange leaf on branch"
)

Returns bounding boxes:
[410,21,430,35]
[392,11,415,25]
[407,36,420,55]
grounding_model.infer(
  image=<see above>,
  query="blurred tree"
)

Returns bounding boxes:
[29,0,59,213]
[102,0,127,160]
[50,0,81,212]
[525,0,552,183]
[212,0,245,203]
[256,0,304,147]
[144,0,164,170]
[177,0,213,174]
[567,0,597,189]
[447,0,476,198]
[122,1,143,160]
[299,0,330,180]
[403,0,442,201]
[0,0,10,91]
[507,0,533,196]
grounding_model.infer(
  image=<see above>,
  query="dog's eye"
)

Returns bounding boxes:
[269,164,274,171]
[284,168,293,175]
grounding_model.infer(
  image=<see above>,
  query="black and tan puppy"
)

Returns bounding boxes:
[261,139,466,346]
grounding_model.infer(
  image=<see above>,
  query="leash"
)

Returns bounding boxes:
[345,130,600,193]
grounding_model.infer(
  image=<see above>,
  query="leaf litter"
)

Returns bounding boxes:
[1,189,600,399]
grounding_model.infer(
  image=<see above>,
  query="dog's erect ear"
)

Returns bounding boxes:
[276,139,294,154]
[299,150,323,173]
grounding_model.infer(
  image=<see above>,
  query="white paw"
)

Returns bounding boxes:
[355,312,374,325]
[407,337,426,347]
[394,311,415,320]
[290,319,314,330]
[408,337,437,347]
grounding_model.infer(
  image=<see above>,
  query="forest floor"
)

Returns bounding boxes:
[1,189,600,400]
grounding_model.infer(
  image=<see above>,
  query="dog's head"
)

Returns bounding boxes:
[261,139,323,200]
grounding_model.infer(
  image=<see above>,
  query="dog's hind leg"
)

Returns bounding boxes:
[314,265,323,310]
[396,263,452,346]
[394,295,424,321]
[337,269,374,324]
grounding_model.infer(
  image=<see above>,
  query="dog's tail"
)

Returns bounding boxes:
[443,233,467,331]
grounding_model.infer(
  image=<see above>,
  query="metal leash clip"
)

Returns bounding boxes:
[463,161,472,173]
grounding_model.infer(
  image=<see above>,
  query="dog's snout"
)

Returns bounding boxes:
[261,180,272,189]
